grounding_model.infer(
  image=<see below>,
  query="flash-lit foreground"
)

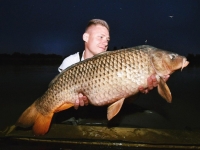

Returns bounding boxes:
[1,124,200,150]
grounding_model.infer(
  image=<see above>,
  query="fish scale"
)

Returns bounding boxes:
[16,45,189,135]
[38,49,141,110]
[47,48,149,108]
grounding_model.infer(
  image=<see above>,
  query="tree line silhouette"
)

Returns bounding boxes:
[0,51,199,67]
[0,52,63,65]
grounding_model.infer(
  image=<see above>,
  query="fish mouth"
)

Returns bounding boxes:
[160,57,189,79]
[181,58,189,71]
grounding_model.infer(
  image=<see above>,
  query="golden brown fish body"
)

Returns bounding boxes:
[16,45,189,135]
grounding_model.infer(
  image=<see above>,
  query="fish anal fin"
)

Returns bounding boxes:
[54,103,74,113]
[33,112,53,135]
[158,78,172,103]
[107,98,125,120]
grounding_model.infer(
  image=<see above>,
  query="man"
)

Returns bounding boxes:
[58,19,159,109]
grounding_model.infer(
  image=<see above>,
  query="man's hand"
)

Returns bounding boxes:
[74,93,89,110]
[138,74,169,94]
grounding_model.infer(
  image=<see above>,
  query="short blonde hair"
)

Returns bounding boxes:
[85,19,110,31]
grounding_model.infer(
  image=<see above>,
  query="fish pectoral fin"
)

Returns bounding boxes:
[157,78,172,103]
[107,98,125,120]
[54,103,74,113]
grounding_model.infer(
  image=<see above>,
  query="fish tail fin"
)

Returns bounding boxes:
[16,102,38,128]
[16,102,53,135]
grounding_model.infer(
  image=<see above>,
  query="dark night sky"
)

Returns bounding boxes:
[0,0,200,56]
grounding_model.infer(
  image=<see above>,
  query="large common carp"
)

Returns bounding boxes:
[16,45,189,135]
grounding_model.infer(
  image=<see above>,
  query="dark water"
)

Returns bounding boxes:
[0,65,200,131]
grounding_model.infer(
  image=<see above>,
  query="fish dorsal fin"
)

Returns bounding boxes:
[107,98,125,120]
[157,78,172,103]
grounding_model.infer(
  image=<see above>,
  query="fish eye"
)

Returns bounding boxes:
[169,54,177,60]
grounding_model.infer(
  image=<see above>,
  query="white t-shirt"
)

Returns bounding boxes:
[58,51,85,72]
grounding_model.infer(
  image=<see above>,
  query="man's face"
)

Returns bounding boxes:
[85,25,110,55]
